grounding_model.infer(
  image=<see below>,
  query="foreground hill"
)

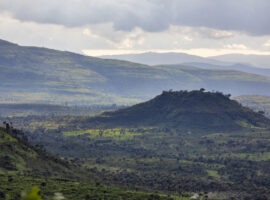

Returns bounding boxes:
[0,127,183,200]
[0,126,82,178]
[71,90,270,132]
[2,39,270,104]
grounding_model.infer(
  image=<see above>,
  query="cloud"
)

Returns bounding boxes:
[0,12,269,58]
[264,40,270,47]
[224,44,248,50]
[0,0,270,35]
[183,36,193,41]
[0,14,115,53]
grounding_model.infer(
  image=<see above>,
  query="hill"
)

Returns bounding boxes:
[100,52,223,66]
[235,95,270,118]
[210,54,270,68]
[2,39,270,105]
[70,90,270,131]
[182,62,270,77]
[0,126,83,178]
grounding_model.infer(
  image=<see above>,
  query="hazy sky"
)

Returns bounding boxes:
[0,0,270,57]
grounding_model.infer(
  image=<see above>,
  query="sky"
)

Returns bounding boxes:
[0,0,270,57]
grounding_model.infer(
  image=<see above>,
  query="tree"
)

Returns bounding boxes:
[199,88,205,92]
[258,110,265,115]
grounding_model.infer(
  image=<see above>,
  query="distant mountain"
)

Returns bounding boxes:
[0,103,122,117]
[182,62,270,77]
[100,52,226,66]
[100,52,270,77]
[2,39,270,105]
[210,54,270,68]
[73,90,270,131]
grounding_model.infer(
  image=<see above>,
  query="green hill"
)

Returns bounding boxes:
[2,39,270,105]
[0,126,82,178]
[70,90,270,132]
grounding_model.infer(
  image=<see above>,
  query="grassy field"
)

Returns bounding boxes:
[63,128,153,140]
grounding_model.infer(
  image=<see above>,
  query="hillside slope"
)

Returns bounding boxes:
[0,126,81,178]
[72,90,270,131]
[2,39,270,104]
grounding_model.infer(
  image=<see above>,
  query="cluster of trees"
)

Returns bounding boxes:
[10,120,269,199]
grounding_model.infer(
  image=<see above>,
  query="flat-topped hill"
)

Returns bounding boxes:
[77,90,270,131]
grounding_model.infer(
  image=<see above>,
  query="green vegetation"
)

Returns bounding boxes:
[207,170,220,179]
[0,127,84,178]
[6,90,270,199]
[21,187,41,200]
[1,175,187,200]
[64,128,149,140]
[0,126,187,200]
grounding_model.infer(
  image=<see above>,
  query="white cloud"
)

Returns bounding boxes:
[224,44,248,50]
[212,31,234,38]
[184,36,193,41]
[0,14,115,53]
[0,13,270,58]
[82,28,99,39]
[263,40,270,47]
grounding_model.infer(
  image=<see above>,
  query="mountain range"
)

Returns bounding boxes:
[101,52,270,77]
[211,54,270,68]
[2,39,270,105]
